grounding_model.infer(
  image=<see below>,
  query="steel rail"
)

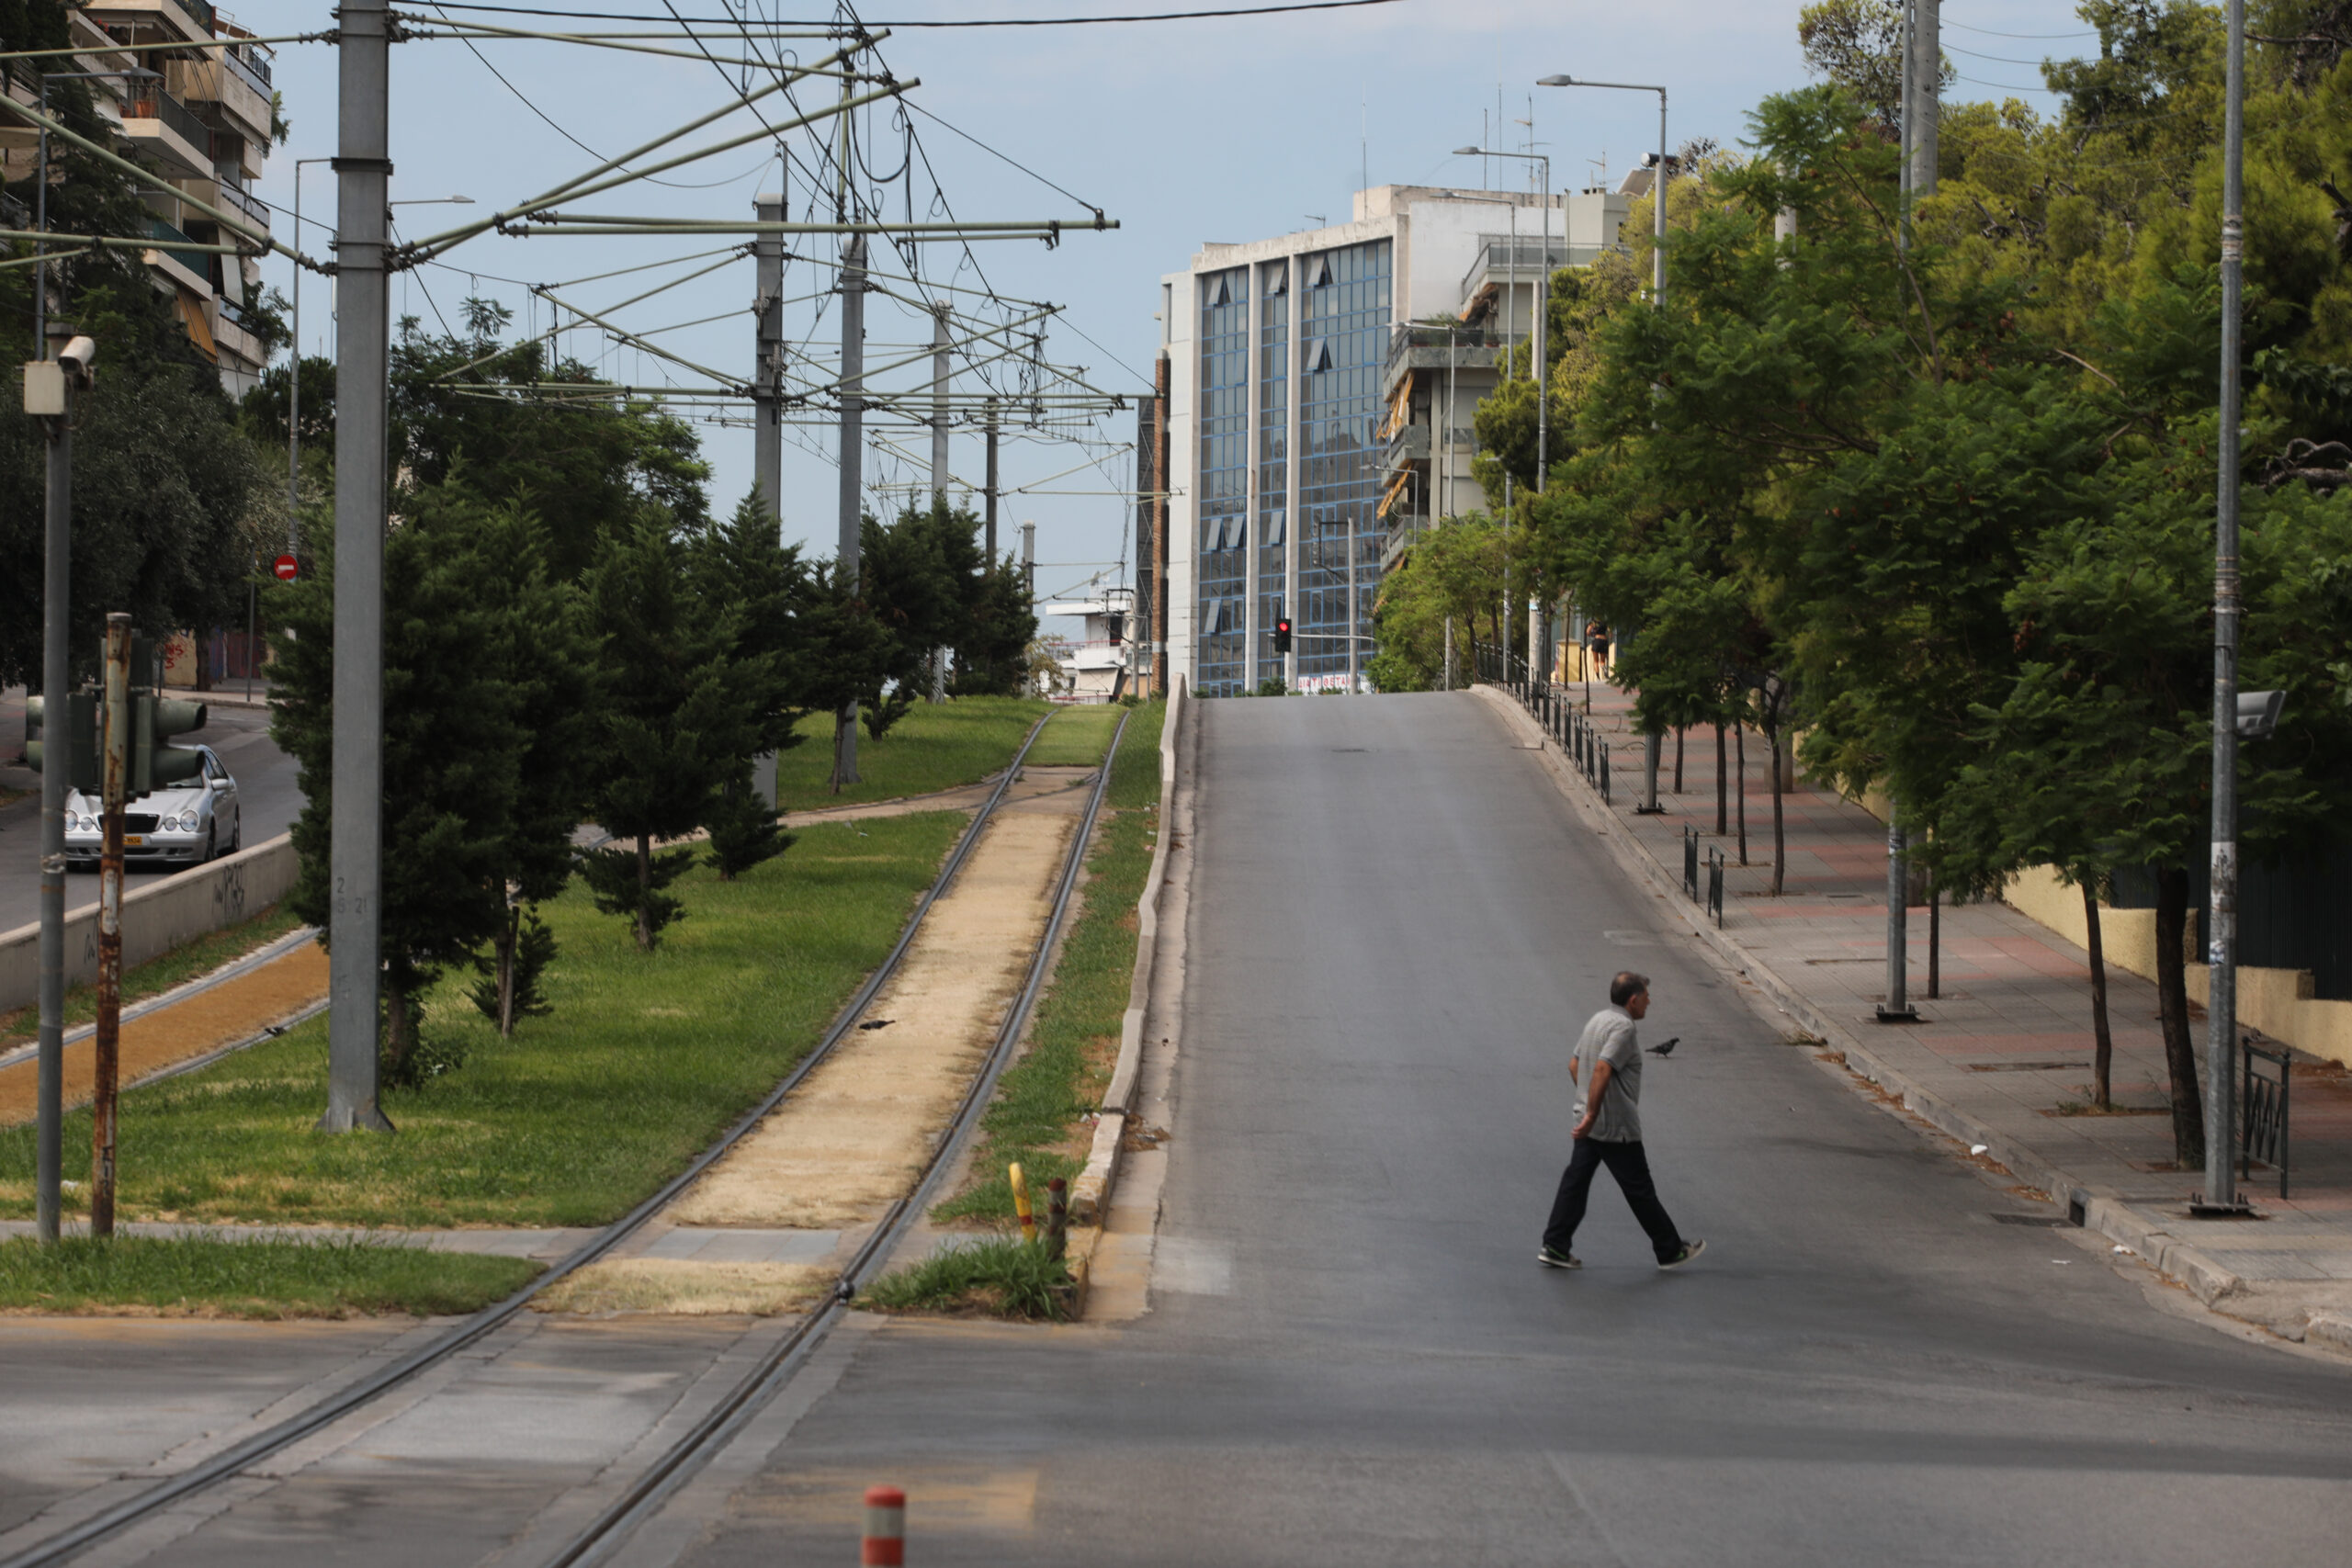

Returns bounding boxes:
[0,713,1056,1568]
[543,709,1131,1568]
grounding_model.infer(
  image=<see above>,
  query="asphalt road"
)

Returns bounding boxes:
[0,690,302,936]
[667,691,2352,1566]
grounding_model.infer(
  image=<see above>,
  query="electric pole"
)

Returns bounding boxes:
[984,395,1000,563]
[832,229,866,788]
[1912,0,1939,197]
[322,0,394,1133]
[751,189,785,809]
[929,304,950,701]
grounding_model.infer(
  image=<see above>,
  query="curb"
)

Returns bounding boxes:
[1070,683,1189,1226]
[1471,682,2256,1311]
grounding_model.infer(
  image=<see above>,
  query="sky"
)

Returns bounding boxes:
[237,0,2093,607]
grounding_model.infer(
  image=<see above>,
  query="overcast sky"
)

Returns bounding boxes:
[243,1,2091,604]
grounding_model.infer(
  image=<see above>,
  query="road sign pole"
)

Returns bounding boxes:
[92,612,130,1237]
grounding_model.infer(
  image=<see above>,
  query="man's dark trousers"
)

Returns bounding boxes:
[1544,1136,1684,1263]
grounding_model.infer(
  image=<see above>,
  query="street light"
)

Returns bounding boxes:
[389,196,476,207]
[1541,72,1671,811]
[1537,74,1668,314]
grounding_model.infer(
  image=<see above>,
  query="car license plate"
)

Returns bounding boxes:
[124,835,145,846]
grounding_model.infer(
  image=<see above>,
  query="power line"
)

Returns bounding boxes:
[413,0,1405,26]
[1942,20,2097,41]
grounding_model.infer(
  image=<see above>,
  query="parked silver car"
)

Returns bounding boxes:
[64,745,242,871]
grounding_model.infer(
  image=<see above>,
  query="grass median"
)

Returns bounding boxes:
[0,1233,538,1318]
[0,812,967,1229]
[773,694,1049,808]
[1024,704,1123,767]
[931,700,1162,1229]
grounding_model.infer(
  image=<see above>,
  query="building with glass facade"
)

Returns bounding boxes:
[1156,183,1628,697]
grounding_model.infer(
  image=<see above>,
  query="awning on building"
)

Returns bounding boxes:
[175,288,218,363]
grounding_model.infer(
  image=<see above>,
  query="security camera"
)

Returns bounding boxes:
[58,336,96,374]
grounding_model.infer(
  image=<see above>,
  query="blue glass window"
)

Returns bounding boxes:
[1256,258,1289,687]
[1196,266,1249,695]
[1295,239,1392,682]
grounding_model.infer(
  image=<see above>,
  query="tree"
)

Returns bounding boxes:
[579,518,782,949]
[267,485,539,1083]
[1367,516,1509,691]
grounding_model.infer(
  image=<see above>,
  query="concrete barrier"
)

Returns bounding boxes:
[0,834,300,1015]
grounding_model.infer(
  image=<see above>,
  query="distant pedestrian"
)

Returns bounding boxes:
[1539,971,1705,1271]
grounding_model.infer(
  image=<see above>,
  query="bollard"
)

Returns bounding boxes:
[1009,1161,1036,1244]
[1046,1175,1069,1261]
[862,1484,905,1566]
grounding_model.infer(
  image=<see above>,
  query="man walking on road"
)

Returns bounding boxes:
[1540,970,1705,1270]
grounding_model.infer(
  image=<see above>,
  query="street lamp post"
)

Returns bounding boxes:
[1456,147,1552,484]
[1540,73,1672,808]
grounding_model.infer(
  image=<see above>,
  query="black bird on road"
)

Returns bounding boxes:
[1646,1036,1679,1057]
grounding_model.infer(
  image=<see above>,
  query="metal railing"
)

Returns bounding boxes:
[2241,1040,2291,1198]
[127,89,209,154]
[225,42,272,92]
[145,216,210,280]
[210,177,268,228]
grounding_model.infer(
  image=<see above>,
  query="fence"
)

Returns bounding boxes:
[1475,637,1605,803]
[2241,1040,2292,1198]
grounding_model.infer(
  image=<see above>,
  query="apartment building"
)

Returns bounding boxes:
[1153,181,1634,697]
[5,1,278,395]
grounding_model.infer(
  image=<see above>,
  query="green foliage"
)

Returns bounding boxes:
[579,840,696,948]
[469,906,558,1031]
[864,1236,1073,1320]
[1368,516,1510,690]
[0,814,965,1228]
[702,771,795,881]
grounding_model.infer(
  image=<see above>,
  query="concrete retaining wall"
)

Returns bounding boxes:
[0,835,299,1015]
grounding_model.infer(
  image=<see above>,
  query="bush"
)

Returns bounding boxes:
[863,1236,1073,1320]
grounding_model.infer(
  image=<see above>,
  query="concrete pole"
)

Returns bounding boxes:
[1535,156,1549,488]
[1345,507,1359,694]
[1898,0,1914,248]
[1443,614,1454,692]
[1283,253,1301,691]
[833,233,866,787]
[928,308,951,702]
[749,192,785,808]
[984,397,999,563]
[1882,821,1915,1020]
[1912,0,1939,197]
[752,193,784,527]
[34,370,75,1242]
[2205,0,2248,1208]
[322,0,393,1133]
[929,306,951,498]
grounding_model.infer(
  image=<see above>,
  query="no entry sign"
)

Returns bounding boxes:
[273,554,299,581]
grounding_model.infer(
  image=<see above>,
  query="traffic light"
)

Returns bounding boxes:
[23,693,100,793]
[133,694,207,795]
[1273,616,1293,654]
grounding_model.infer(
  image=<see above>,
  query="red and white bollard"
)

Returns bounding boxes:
[861,1484,905,1565]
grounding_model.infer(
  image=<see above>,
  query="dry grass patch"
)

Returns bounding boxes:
[534,1258,832,1316]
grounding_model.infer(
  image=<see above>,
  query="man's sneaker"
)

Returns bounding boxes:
[1537,1247,1581,1269]
[1658,1239,1707,1270]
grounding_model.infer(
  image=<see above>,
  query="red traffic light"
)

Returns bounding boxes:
[1272,616,1293,654]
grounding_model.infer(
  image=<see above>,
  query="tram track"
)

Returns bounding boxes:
[3,707,1129,1568]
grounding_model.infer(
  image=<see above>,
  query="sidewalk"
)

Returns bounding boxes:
[1478,677,2352,1349]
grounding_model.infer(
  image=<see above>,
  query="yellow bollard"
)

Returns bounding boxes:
[1009,1161,1036,1244]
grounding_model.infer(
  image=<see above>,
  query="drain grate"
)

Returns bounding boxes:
[1990,1212,2071,1228]
[1967,1059,2089,1073]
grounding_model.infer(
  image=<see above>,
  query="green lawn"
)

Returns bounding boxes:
[772,694,1049,808]
[0,1234,538,1318]
[0,813,967,1228]
[1023,705,1124,768]
[936,701,1163,1226]
[0,902,307,1054]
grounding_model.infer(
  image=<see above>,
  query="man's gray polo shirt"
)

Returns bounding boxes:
[1571,1004,1645,1143]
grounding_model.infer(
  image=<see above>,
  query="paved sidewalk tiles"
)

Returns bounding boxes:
[1482,679,2352,1333]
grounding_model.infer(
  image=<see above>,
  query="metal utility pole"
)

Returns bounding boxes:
[928,307,950,702]
[1345,508,1359,694]
[1898,0,1914,247]
[983,395,1000,563]
[1022,520,1035,604]
[29,337,91,1244]
[91,612,129,1235]
[832,231,866,787]
[752,192,785,528]
[322,0,394,1133]
[289,156,330,557]
[2204,0,2250,1211]
[1879,821,1917,1021]
[750,191,785,809]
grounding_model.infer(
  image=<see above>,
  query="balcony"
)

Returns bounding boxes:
[143,215,210,292]
[83,0,216,46]
[123,88,209,175]
[204,175,269,231]
[1458,240,1602,301]
[164,55,270,145]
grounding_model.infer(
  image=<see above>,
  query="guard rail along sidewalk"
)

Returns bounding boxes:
[1070,680,1187,1224]
[0,835,298,1016]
